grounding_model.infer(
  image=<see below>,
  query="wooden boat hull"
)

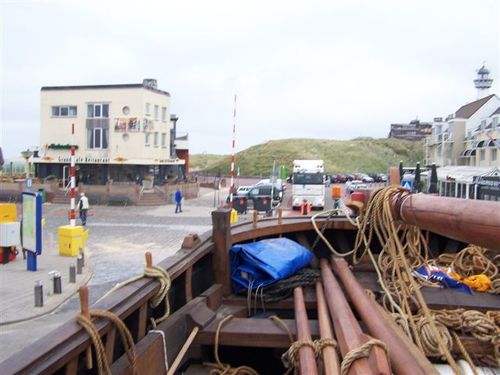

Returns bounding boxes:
[1,199,499,374]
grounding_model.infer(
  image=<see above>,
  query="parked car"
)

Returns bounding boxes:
[346,180,368,193]
[360,174,374,183]
[246,184,282,211]
[236,185,253,196]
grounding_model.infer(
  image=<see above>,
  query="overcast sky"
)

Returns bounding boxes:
[1,0,499,159]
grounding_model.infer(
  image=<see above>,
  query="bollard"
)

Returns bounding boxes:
[79,248,85,267]
[47,271,56,296]
[54,272,62,294]
[69,264,76,283]
[77,254,83,274]
[34,281,43,307]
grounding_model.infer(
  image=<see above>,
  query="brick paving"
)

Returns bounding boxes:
[0,187,225,362]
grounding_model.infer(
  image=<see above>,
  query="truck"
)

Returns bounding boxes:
[291,160,325,209]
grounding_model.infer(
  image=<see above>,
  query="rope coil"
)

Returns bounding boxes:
[144,265,172,327]
[77,310,138,375]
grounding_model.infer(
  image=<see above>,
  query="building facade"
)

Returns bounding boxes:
[388,119,432,141]
[33,79,188,185]
[425,94,500,167]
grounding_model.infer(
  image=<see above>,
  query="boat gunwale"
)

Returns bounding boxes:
[1,215,339,374]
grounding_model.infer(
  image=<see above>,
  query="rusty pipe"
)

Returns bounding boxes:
[320,259,390,375]
[294,287,318,375]
[315,282,340,375]
[392,192,500,250]
[331,257,438,375]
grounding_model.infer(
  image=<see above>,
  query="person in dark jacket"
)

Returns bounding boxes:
[175,188,183,213]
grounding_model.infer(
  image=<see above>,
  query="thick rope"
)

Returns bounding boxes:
[315,186,462,373]
[77,310,138,375]
[144,265,171,327]
[204,314,259,375]
[76,314,111,375]
[340,338,388,375]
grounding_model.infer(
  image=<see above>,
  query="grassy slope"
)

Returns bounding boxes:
[190,138,424,176]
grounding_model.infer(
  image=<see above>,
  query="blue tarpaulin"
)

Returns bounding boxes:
[230,237,313,292]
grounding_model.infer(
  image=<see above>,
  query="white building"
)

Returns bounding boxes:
[425,65,500,168]
[33,79,188,184]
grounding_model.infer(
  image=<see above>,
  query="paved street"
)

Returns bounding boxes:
[0,187,222,362]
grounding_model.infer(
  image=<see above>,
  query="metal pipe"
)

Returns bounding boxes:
[331,257,438,375]
[320,259,390,375]
[315,282,340,375]
[393,192,500,250]
[293,287,318,375]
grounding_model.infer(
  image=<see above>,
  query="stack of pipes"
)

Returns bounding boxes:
[292,257,438,375]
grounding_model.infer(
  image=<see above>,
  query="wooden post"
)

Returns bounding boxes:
[79,287,93,370]
[388,167,400,186]
[145,251,153,268]
[212,208,232,296]
[252,210,258,229]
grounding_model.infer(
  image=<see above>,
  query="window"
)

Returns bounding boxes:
[52,106,77,117]
[87,103,109,118]
[154,132,159,147]
[145,133,151,146]
[154,105,159,120]
[161,107,167,122]
[87,127,109,149]
[480,149,485,161]
[161,133,166,147]
[145,102,151,115]
[492,148,497,161]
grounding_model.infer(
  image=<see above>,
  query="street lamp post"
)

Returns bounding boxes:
[21,150,34,178]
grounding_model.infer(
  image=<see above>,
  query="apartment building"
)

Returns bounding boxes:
[425,94,500,167]
[33,79,188,185]
[388,119,432,141]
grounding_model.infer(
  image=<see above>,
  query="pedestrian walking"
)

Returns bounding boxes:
[78,192,90,225]
[175,187,183,213]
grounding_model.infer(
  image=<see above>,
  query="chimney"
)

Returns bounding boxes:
[142,79,157,89]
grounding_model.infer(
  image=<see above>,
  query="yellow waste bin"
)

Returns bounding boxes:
[0,203,17,223]
[230,209,238,224]
[58,225,89,257]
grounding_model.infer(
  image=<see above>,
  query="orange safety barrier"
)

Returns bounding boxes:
[300,200,312,215]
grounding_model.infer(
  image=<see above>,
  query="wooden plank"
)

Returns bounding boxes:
[64,357,78,375]
[211,209,232,296]
[195,317,319,348]
[137,304,148,340]
[185,266,193,303]
[111,333,166,375]
[231,217,356,243]
[105,327,117,364]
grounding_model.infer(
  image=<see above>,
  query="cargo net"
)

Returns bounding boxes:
[237,268,320,312]
[312,185,500,370]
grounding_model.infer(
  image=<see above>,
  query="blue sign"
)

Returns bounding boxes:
[26,177,32,188]
[22,192,42,271]
[402,178,413,191]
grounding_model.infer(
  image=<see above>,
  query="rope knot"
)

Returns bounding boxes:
[144,265,171,327]
[340,338,388,375]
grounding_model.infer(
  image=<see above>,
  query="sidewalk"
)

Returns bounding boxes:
[0,245,92,325]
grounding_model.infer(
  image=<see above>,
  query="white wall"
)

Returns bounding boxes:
[39,86,172,165]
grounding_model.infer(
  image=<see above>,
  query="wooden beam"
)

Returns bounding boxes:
[195,317,319,348]
[211,209,233,296]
